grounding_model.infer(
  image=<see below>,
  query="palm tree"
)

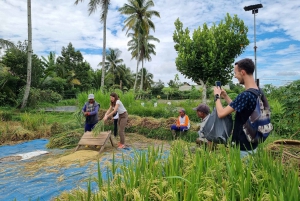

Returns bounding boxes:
[99,48,123,86]
[115,64,134,90]
[21,0,32,109]
[128,32,159,90]
[75,0,110,89]
[119,0,160,91]
[41,52,57,82]
[136,67,153,90]
[0,39,15,50]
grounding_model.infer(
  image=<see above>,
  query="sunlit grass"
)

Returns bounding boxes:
[56,141,300,200]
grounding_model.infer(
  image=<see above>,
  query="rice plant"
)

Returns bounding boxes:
[56,142,300,200]
[92,120,105,137]
[20,112,47,131]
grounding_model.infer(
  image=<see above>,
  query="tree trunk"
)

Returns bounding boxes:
[120,80,122,90]
[140,59,144,90]
[199,79,207,104]
[133,38,140,91]
[21,0,32,109]
[100,2,108,90]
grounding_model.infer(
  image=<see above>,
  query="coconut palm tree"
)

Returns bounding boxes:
[115,64,134,90]
[119,0,160,91]
[136,67,153,90]
[41,52,57,82]
[0,39,15,50]
[99,48,123,86]
[75,0,110,89]
[127,32,159,90]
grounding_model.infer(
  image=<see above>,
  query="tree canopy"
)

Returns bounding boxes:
[173,13,249,87]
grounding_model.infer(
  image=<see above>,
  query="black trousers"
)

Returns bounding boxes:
[114,118,118,137]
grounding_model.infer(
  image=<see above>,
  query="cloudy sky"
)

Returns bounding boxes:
[1,0,300,87]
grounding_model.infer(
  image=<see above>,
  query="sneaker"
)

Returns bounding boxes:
[118,144,126,149]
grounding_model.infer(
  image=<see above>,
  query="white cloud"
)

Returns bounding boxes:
[1,0,300,87]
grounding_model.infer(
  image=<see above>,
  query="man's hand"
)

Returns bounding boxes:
[84,112,89,116]
[220,88,228,99]
[213,86,221,96]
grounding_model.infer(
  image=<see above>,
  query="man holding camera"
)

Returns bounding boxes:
[213,58,259,158]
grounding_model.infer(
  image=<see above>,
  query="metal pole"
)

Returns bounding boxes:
[253,9,257,81]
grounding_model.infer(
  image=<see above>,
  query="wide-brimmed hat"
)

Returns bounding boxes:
[88,94,94,99]
[193,104,210,114]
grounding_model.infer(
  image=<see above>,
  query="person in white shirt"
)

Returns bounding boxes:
[193,104,211,145]
[103,92,128,149]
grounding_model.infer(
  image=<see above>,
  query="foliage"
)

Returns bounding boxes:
[0,41,44,106]
[56,42,94,93]
[0,111,12,121]
[119,0,160,91]
[151,79,164,96]
[173,14,249,102]
[56,141,300,200]
[266,80,300,139]
[0,38,15,49]
[20,112,47,131]
[173,14,249,85]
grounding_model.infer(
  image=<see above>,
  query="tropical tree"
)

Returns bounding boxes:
[119,0,160,91]
[21,0,33,108]
[127,32,159,90]
[99,48,124,86]
[75,0,110,89]
[0,39,15,50]
[136,67,154,90]
[56,43,93,95]
[116,64,134,90]
[41,52,57,82]
[173,13,249,103]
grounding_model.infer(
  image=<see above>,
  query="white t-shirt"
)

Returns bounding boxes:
[113,112,119,119]
[116,100,127,114]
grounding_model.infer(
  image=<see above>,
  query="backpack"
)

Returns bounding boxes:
[243,88,273,143]
[202,109,233,144]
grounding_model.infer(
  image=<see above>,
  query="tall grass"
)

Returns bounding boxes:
[20,112,47,131]
[56,142,300,200]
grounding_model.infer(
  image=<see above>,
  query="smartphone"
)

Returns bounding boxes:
[215,81,221,88]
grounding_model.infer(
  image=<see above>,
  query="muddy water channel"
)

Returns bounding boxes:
[0,137,167,201]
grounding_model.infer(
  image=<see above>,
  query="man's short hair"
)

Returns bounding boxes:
[235,58,255,75]
[193,104,210,114]
[179,108,186,114]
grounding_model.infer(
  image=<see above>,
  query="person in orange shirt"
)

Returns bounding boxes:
[170,108,190,137]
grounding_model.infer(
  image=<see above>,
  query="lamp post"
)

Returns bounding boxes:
[244,3,263,86]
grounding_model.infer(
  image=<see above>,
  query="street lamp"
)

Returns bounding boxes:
[244,3,263,86]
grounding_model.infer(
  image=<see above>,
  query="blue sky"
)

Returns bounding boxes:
[1,0,299,87]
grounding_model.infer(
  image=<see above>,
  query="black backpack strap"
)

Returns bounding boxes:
[246,88,261,97]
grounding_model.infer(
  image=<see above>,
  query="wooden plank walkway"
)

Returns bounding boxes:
[75,130,114,154]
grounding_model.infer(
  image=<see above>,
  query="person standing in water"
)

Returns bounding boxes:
[103,93,128,149]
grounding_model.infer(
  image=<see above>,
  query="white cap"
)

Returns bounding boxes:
[88,94,94,99]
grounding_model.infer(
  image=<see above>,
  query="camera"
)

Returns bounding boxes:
[215,81,221,88]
